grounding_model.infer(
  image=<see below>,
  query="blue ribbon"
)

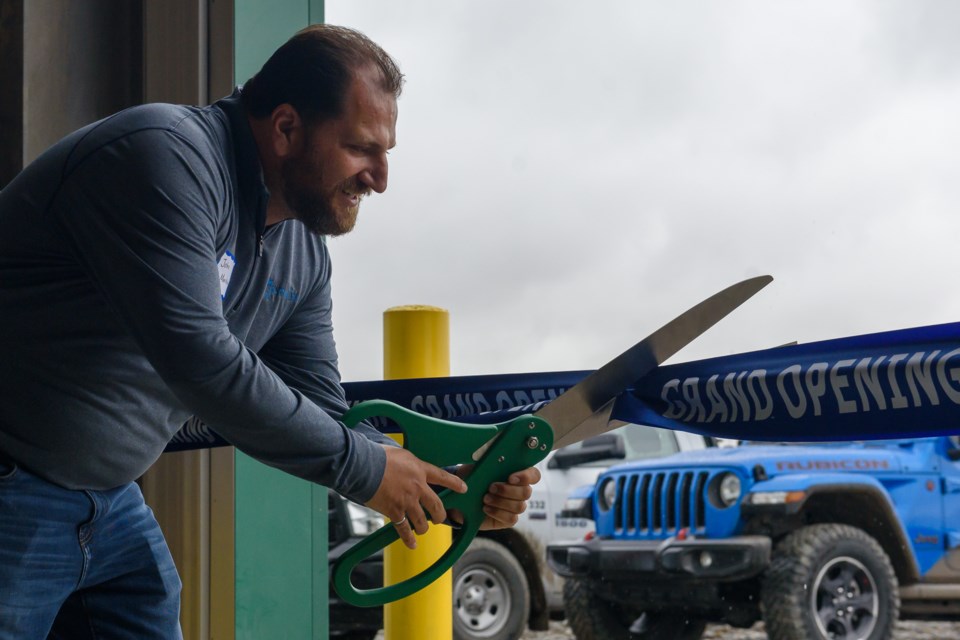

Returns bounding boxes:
[164,370,590,452]
[620,321,960,441]
[164,321,960,452]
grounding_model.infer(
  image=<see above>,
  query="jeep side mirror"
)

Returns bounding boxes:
[549,433,626,469]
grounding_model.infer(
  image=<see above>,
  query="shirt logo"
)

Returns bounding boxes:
[264,278,299,303]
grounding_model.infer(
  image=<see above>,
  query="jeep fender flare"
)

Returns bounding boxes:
[747,475,920,585]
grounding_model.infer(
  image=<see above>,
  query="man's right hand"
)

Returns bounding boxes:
[365,444,467,549]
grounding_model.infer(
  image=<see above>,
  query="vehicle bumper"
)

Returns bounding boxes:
[547,535,771,582]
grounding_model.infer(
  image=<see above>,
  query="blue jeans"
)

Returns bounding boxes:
[0,457,182,639]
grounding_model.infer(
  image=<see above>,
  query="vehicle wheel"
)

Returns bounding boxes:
[563,577,637,640]
[762,524,899,640]
[564,578,705,640]
[453,538,529,640]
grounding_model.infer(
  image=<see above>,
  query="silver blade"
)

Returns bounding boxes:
[539,275,773,449]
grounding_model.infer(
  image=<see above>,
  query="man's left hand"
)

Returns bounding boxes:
[453,465,542,531]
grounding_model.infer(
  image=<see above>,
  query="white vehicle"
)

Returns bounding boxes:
[452,422,710,640]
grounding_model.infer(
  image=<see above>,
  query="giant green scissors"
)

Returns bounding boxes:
[332,275,773,607]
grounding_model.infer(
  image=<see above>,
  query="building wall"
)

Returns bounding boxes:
[22,0,142,163]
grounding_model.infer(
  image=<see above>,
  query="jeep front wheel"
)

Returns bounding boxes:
[563,577,637,640]
[762,524,899,640]
[563,578,704,640]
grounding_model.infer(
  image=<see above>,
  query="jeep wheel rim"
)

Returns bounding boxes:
[454,566,511,638]
[811,556,879,640]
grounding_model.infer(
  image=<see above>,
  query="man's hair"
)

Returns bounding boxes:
[241,24,404,123]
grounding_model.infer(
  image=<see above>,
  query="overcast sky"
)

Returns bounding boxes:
[323,1,960,383]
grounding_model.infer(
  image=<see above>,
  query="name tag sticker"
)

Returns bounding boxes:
[218,250,236,299]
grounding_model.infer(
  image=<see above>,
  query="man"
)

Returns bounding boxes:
[0,24,539,638]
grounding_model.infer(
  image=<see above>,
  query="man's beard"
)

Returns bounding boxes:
[280,155,369,236]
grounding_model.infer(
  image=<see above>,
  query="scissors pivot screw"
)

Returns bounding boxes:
[498,456,505,463]
[528,422,536,430]
[526,436,540,450]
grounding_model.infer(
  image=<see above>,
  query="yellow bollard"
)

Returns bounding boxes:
[383,305,453,640]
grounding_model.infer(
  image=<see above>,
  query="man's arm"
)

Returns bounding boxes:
[257,259,540,548]
[256,262,469,545]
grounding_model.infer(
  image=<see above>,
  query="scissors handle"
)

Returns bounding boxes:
[331,401,553,607]
[339,399,500,467]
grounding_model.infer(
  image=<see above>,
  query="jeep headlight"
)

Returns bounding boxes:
[346,502,386,536]
[599,478,618,512]
[717,473,742,507]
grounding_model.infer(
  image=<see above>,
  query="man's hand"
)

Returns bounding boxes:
[365,444,466,549]
[365,447,542,548]
[454,465,542,531]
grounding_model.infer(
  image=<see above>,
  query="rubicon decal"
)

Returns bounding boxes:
[775,459,890,471]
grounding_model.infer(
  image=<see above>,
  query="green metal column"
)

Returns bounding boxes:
[235,0,325,83]
[233,2,328,639]
[235,453,328,638]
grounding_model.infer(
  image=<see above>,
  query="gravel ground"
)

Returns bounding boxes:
[519,619,960,639]
[373,618,960,639]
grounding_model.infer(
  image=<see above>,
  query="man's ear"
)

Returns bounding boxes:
[269,104,304,158]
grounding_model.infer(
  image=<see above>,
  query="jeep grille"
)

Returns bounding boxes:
[613,470,710,536]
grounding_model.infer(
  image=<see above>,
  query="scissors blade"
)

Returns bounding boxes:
[538,275,772,449]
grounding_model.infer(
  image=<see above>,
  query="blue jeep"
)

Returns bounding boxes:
[547,436,960,640]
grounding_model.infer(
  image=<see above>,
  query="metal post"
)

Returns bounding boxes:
[383,305,453,640]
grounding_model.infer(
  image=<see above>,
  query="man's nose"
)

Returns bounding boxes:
[360,155,388,194]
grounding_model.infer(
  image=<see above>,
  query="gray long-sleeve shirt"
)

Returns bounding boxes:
[0,91,390,502]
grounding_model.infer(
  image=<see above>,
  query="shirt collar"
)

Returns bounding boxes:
[216,88,269,232]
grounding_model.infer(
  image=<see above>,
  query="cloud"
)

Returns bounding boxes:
[325,1,960,382]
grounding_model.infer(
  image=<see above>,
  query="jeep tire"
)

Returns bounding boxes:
[563,578,705,640]
[453,538,529,640]
[762,524,899,640]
